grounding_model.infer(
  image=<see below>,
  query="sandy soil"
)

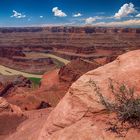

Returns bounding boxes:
[25,52,70,64]
[0,65,42,78]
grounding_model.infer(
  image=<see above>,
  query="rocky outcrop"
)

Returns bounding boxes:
[0,75,32,97]
[40,59,101,107]
[0,74,45,110]
[0,98,52,140]
[0,74,53,111]
[0,97,9,111]
[6,90,52,111]
[58,59,100,83]
[0,97,22,114]
[38,50,140,140]
[0,97,52,140]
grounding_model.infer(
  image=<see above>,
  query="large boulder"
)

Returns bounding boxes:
[39,50,140,140]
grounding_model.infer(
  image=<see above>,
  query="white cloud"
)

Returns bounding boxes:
[11,10,26,18]
[40,16,43,18]
[73,13,82,17]
[52,7,67,17]
[85,17,96,24]
[114,3,136,19]
[136,14,140,17]
[92,19,140,27]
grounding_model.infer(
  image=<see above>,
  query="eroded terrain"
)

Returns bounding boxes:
[0,27,140,139]
[0,27,140,75]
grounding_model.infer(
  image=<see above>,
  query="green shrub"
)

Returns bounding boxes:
[28,77,41,88]
[88,79,140,136]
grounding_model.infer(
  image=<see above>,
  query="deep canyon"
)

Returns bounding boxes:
[0,26,140,74]
[0,27,140,140]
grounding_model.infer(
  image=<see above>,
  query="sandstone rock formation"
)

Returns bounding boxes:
[58,59,100,83]
[0,97,22,114]
[40,59,101,106]
[0,97,25,140]
[0,74,32,97]
[38,50,140,140]
[4,108,52,140]
[1,50,140,140]
[0,96,52,140]
[0,75,43,111]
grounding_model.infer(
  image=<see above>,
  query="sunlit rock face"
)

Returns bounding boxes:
[39,50,140,140]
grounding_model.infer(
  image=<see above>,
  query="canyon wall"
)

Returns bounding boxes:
[0,26,140,73]
[0,27,139,60]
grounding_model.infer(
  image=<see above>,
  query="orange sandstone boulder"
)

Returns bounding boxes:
[39,50,140,140]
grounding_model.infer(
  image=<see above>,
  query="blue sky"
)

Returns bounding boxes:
[0,0,140,27]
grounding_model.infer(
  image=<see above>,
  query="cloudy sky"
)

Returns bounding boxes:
[0,0,140,27]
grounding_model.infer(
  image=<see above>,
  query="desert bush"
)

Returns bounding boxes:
[88,79,140,126]
[28,77,41,89]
